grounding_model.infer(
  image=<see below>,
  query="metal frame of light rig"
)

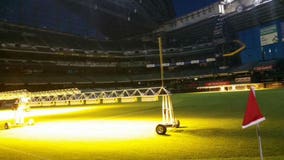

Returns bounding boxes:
[0,87,179,135]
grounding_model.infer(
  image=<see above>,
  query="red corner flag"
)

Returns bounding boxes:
[242,87,265,129]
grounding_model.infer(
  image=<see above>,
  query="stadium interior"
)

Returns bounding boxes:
[1,1,284,159]
[0,0,284,93]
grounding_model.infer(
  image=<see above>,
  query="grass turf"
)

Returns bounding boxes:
[0,89,283,160]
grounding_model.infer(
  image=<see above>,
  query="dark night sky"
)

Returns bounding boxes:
[173,0,220,17]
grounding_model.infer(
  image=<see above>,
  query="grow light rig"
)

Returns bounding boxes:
[0,87,179,134]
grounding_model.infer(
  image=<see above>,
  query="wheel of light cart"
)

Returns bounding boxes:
[28,119,35,125]
[4,122,10,130]
[175,120,180,128]
[156,124,167,135]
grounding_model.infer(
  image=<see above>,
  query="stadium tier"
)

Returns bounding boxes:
[0,0,284,92]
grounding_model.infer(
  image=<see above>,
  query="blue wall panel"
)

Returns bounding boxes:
[239,26,262,64]
[239,20,284,64]
[261,21,284,60]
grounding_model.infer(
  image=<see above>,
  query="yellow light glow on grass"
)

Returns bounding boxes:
[0,109,15,121]
[6,120,156,141]
[27,107,90,117]
[0,107,91,121]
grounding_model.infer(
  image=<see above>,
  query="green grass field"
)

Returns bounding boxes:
[0,89,283,160]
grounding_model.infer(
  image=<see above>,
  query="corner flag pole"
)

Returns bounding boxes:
[242,87,266,160]
[256,124,264,160]
[158,37,164,87]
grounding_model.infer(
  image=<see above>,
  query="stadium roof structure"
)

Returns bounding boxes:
[60,0,176,39]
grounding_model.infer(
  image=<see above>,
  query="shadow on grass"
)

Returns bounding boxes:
[178,126,188,129]
[172,127,252,138]
[171,127,284,141]
[169,126,188,133]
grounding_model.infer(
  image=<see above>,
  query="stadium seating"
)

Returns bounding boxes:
[1,0,284,92]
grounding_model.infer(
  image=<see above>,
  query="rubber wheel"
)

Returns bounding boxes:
[175,120,180,128]
[156,124,167,135]
[28,119,34,126]
[4,122,10,130]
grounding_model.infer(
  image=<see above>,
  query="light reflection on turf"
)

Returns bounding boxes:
[0,107,92,121]
[6,120,156,141]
